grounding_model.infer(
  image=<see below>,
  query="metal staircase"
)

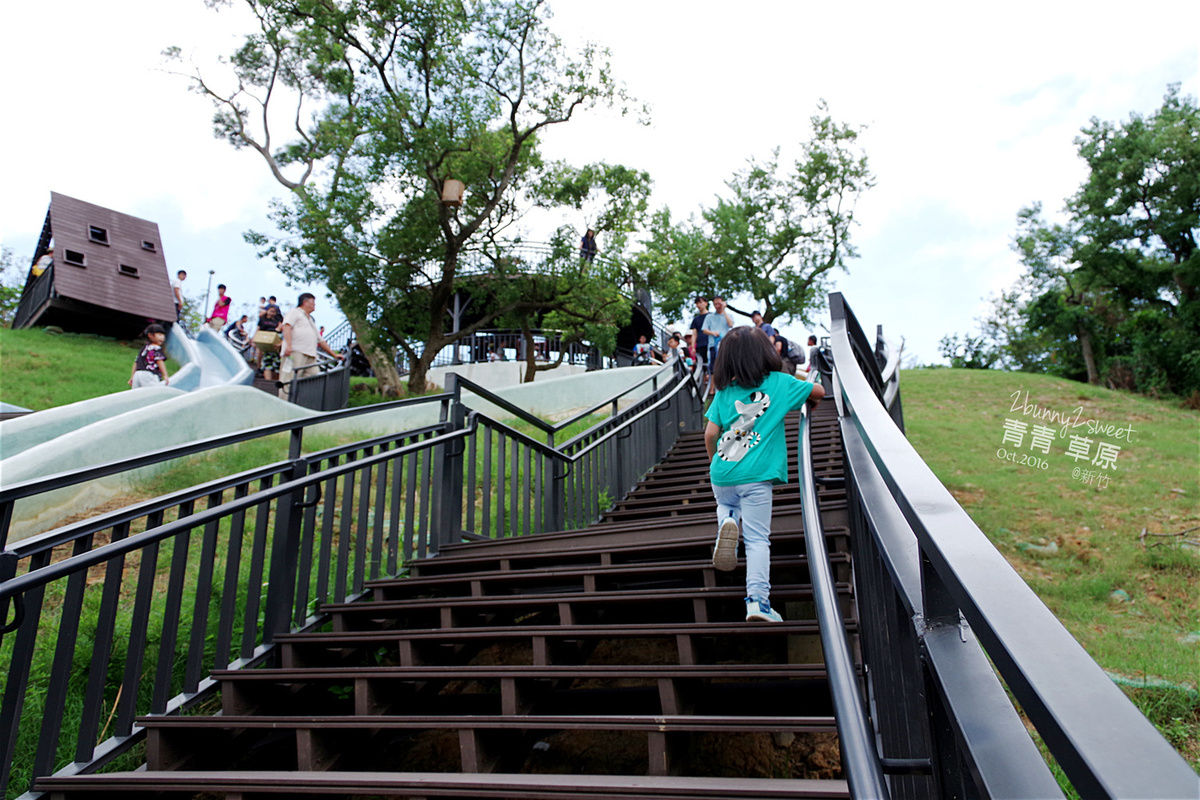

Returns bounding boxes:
[9,295,1195,800]
[36,405,855,799]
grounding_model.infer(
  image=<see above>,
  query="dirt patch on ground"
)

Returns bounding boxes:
[949,486,986,506]
[425,637,843,779]
[683,731,842,779]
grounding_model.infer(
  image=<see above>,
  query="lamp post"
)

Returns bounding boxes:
[203,270,215,320]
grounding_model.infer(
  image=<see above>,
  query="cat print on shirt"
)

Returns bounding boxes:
[717,391,770,462]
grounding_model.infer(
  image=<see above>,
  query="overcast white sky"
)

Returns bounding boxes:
[1,1,1197,363]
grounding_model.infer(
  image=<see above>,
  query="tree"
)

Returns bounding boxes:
[485,229,634,382]
[171,0,641,393]
[956,86,1200,395]
[640,103,873,327]
[0,246,24,326]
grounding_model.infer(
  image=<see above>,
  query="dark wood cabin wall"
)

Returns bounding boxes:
[49,191,177,322]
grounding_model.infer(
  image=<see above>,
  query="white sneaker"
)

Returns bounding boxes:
[712,517,740,571]
[745,597,783,623]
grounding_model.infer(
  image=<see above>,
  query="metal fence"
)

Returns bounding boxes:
[0,361,703,798]
[290,358,353,412]
[322,325,609,374]
[825,293,1196,799]
[12,268,53,331]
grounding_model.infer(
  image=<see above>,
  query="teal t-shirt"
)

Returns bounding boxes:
[706,371,813,486]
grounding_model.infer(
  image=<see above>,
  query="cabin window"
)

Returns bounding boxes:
[118,264,139,278]
[141,240,157,252]
[88,225,109,244]
[64,249,86,266]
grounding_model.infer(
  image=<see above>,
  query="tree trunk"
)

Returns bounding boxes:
[1078,324,1100,385]
[406,351,438,395]
[522,323,537,383]
[360,335,405,397]
[339,301,404,397]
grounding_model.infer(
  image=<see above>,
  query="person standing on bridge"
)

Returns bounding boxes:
[580,228,598,262]
[704,326,824,622]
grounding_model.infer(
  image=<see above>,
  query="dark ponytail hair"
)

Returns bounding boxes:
[712,326,782,391]
[142,323,166,339]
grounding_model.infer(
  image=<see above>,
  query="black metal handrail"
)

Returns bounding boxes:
[0,392,454,549]
[0,361,703,798]
[12,266,54,331]
[827,293,1196,799]
[798,405,889,799]
[454,359,688,447]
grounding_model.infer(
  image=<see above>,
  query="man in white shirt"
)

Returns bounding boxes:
[701,295,734,365]
[171,270,187,320]
[278,292,343,401]
[806,335,821,382]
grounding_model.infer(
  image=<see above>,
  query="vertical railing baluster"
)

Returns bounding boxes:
[353,458,373,594]
[371,459,389,580]
[509,434,519,538]
[242,484,274,660]
[482,424,493,538]
[497,428,507,537]
[185,491,224,693]
[418,436,433,556]
[215,483,250,669]
[387,449,403,575]
[335,461,356,601]
[152,525,192,712]
[294,470,321,626]
[466,424,479,536]
[316,468,338,605]
[0,551,50,798]
[534,450,544,533]
[74,522,129,762]
[403,449,418,564]
[523,444,532,537]
[262,457,308,645]
[116,530,159,734]
[115,532,158,734]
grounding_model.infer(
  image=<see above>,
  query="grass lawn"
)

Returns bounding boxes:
[0,327,180,410]
[901,368,1199,770]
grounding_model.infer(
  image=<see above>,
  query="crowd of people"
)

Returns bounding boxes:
[144,262,824,628]
[631,296,829,624]
[132,284,344,401]
[639,295,824,389]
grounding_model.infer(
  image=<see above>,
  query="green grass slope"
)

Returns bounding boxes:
[902,368,1199,768]
[0,327,179,410]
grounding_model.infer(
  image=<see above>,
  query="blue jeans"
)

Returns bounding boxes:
[712,481,774,602]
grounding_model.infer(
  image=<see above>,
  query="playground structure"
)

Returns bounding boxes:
[9,193,667,422]
[12,193,177,337]
[0,295,1193,800]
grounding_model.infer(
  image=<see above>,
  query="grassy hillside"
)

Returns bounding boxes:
[0,327,180,410]
[901,368,1199,769]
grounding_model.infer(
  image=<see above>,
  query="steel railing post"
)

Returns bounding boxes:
[434,374,466,552]
[262,457,309,645]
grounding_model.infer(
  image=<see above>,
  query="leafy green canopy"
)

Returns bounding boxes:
[171,0,646,392]
[946,85,1200,397]
[637,103,873,327]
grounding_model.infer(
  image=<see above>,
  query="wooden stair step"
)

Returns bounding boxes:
[274,619,839,669]
[321,583,852,630]
[213,664,839,719]
[366,554,841,601]
[37,770,850,799]
[404,526,842,579]
[140,714,842,775]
